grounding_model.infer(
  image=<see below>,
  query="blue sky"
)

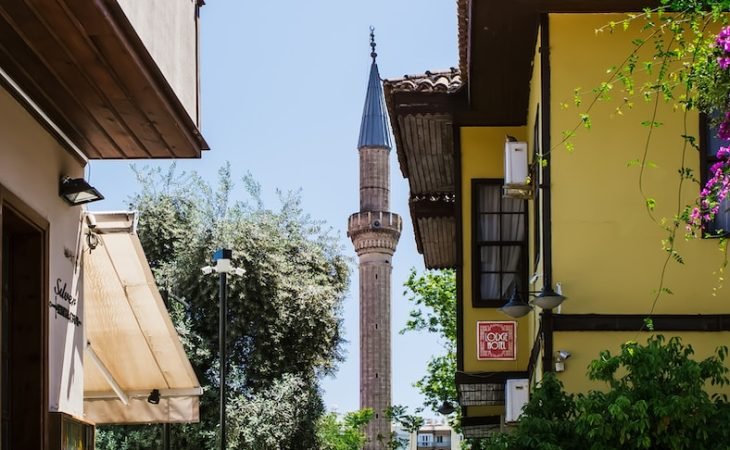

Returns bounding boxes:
[89,0,457,416]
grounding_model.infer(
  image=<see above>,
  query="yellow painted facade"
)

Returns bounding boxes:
[550,14,723,316]
[458,13,730,397]
[460,126,529,375]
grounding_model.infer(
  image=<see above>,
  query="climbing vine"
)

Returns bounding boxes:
[554,0,730,315]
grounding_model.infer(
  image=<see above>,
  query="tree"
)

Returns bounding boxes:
[316,409,373,450]
[96,164,350,449]
[401,269,457,415]
[380,405,424,450]
[481,336,730,450]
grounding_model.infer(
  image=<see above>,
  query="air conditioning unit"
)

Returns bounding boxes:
[504,378,529,423]
[504,140,533,199]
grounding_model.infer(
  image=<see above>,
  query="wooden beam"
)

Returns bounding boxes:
[456,371,529,385]
[553,314,730,331]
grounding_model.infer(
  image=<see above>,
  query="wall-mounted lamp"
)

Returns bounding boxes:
[59,177,104,206]
[437,400,456,415]
[147,389,161,405]
[530,286,566,310]
[498,287,533,318]
[555,350,571,372]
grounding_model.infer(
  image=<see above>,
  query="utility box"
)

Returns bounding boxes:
[503,141,533,199]
[504,378,530,423]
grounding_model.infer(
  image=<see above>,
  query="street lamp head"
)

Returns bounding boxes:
[213,248,233,261]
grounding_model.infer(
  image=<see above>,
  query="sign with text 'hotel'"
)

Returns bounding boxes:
[477,321,517,360]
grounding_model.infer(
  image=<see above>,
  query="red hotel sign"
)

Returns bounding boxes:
[477,321,517,360]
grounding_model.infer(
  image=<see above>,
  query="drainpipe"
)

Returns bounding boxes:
[539,13,554,374]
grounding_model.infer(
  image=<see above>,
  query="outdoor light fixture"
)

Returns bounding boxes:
[202,248,245,450]
[555,350,571,372]
[147,389,161,405]
[530,286,566,310]
[59,176,104,206]
[498,287,532,318]
[437,400,456,415]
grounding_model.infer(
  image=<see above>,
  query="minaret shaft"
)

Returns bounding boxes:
[347,30,401,450]
[359,147,390,212]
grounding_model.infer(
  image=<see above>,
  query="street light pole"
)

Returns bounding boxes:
[202,249,245,450]
[219,268,227,450]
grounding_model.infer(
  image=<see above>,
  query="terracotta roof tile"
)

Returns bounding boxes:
[383,69,463,94]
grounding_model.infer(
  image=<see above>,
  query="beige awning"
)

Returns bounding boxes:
[83,212,202,424]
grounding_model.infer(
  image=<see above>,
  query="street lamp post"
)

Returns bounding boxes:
[202,249,245,450]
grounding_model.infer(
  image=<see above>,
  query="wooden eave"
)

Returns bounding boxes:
[0,0,208,160]
[462,0,659,126]
[384,83,462,269]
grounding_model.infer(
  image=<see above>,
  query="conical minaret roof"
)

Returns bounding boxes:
[358,29,391,149]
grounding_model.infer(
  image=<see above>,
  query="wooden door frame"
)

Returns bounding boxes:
[0,184,50,450]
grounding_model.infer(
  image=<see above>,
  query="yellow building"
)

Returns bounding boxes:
[386,0,730,439]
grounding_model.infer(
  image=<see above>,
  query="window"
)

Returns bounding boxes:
[473,180,528,307]
[701,115,730,236]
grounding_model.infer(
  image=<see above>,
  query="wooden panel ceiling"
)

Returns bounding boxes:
[396,114,455,195]
[0,0,208,159]
[415,217,456,269]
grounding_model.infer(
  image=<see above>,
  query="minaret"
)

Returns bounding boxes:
[347,28,402,449]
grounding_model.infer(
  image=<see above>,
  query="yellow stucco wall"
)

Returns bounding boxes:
[550,13,728,315]
[554,332,730,394]
[547,14,730,391]
[460,127,530,374]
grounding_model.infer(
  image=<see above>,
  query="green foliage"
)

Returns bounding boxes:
[401,269,458,414]
[380,406,424,450]
[476,374,579,450]
[316,409,372,450]
[96,164,350,449]
[478,336,730,450]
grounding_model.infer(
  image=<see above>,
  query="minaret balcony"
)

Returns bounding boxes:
[347,211,402,235]
[347,212,402,255]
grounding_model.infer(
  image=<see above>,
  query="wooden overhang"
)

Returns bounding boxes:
[458,0,659,126]
[0,0,208,160]
[384,71,463,269]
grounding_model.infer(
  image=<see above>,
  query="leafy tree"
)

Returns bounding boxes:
[96,164,349,449]
[380,405,424,450]
[480,336,730,450]
[401,269,457,414]
[316,409,373,450]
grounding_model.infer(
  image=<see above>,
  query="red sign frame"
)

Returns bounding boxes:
[477,321,517,360]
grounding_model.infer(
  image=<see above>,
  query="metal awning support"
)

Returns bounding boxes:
[86,343,129,406]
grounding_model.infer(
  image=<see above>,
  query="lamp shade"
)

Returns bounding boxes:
[437,400,456,415]
[498,287,532,318]
[531,287,566,309]
[59,177,104,205]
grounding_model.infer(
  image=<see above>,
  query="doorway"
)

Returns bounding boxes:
[1,204,46,450]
